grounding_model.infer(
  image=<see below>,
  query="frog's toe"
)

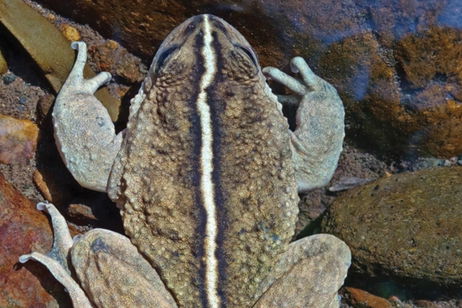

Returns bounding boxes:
[289,57,323,90]
[263,65,306,96]
[64,41,112,95]
[19,202,92,308]
[35,202,73,268]
[19,252,92,308]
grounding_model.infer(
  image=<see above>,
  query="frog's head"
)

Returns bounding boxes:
[149,14,260,85]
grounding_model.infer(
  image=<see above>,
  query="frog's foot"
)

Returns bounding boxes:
[263,57,345,192]
[254,234,351,308]
[20,202,178,308]
[19,202,93,308]
[53,41,123,193]
[70,228,178,308]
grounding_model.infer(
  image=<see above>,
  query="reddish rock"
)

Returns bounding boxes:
[89,39,145,83]
[0,114,38,164]
[0,172,70,307]
[344,287,392,308]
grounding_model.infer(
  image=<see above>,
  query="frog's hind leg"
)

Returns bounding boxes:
[20,202,179,308]
[253,234,351,308]
[263,57,345,192]
[19,202,92,308]
[53,41,123,192]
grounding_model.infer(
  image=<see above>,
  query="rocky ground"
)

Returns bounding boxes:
[0,0,461,307]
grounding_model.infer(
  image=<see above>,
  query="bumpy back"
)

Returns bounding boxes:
[109,14,299,307]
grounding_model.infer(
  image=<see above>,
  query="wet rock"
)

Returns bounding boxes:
[34,0,462,157]
[0,172,69,307]
[0,114,38,164]
[321,166,462,287]
[344,287,392,308]
[394,27,462,157]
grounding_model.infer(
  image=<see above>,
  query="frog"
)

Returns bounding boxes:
[20,14,350,308]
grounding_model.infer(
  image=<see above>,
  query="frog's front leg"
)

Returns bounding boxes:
[20,202,178,308]
[53,41,123,192]
[254,234,351,308]
[263,58,345,192]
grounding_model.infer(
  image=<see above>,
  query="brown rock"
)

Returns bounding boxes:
[344,287,392,308]
[33,169,52,201]
[0,172,69,307]
[0,114,38,164]
[68,202,97,223]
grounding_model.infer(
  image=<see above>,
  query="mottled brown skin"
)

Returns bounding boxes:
[108,15,298,307]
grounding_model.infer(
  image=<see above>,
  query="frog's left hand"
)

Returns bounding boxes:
[263,57,345,192]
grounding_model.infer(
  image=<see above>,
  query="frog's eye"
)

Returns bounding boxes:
[235,44,258,67]
[155,45,179,73]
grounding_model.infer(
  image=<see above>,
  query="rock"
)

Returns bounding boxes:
[36,92,55,122]
[2,72,16,85]
[68,202,97,223]
[413,299,439,307]
[0,114,38,164]
[321,166,462,287]
[344,287,392,308]
[34,0,462,157]
[89,39,145,83]
[0,172,69,307]
[33,169,52,200]
[0,71,45,120]
[61,23,81,41]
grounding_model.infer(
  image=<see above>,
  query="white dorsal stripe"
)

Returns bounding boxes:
[198,15,220,308]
